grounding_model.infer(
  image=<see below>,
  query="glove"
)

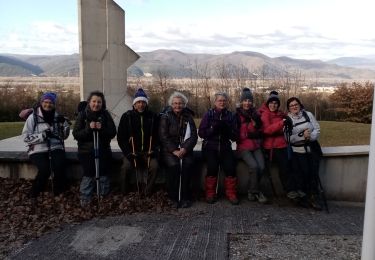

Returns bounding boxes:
[247,131,262,139]
[252,114,262,129]
[146,150,155,157]
[43,129,54,139]
[126,153,139,161]
[283,116,293,134]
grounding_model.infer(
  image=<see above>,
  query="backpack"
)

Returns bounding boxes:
[19,104,40,132]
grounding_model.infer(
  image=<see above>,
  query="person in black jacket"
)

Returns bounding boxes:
[159,91,198,208]
[117,88,159,195]
[73,91,117,207]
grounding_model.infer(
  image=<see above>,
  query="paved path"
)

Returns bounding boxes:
[10,200,364,260]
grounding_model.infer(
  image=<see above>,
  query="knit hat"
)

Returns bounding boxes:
[240,87,253,102]
[133,88,148,105]
[40,92,57,104]
[266,90,280,106]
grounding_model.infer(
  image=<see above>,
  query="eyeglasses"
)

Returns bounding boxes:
[289,103,299,108]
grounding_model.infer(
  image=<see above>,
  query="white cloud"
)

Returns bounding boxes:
[0,21,78,55]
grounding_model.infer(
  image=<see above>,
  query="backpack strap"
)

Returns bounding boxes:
[293,110,310,127]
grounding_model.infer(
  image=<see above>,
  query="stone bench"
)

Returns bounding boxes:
[0,144,369,202]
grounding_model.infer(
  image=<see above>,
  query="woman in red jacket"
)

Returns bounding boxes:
[259,91,291,196]
[236,88,267,203]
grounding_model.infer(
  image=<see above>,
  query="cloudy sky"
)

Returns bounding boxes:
[0,0,374,60]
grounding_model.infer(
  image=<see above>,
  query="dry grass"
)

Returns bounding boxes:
[319,121,370,147]
[0,121,371,147]
[0,122,24,140]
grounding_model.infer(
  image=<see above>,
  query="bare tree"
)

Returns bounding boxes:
[155,67,170,107]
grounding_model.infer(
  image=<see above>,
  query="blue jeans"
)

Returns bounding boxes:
[80,176,110,201]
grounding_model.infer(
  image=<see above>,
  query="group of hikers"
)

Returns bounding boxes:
[22,87,324,210]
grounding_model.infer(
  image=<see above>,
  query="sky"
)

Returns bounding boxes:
[0,0,374,61]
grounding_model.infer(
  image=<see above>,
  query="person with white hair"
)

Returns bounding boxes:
[159,91,198,208]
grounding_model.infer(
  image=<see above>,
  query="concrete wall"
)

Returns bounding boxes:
[78,0,139,125]
[0,145,369,202]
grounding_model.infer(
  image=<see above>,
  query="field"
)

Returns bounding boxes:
[0,122,24,140]
[0,121,371,147]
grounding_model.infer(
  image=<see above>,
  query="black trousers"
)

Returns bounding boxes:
[163,153,194,201]
[29,149,66,197]
[264,147,291,192]
[203,149,236,177]
[290,152,320,195]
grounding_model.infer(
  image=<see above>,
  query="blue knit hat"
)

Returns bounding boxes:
[40,92,57,104]
[133,88,148,105]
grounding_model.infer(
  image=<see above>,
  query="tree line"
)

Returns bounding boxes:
[0,79,373,123]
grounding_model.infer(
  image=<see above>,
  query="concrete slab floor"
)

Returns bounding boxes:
[10,199,364,260]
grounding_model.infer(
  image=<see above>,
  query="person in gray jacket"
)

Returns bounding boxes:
[22,92,70,200]
[286,97,322,210]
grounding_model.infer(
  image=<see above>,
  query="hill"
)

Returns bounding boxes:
[327,57,375,71]
[1,50,375,79]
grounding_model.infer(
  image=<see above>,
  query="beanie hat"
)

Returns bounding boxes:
[240,87,253,102]
[40,92,57,104]
[133,88,148,105]
[266,90,280,106]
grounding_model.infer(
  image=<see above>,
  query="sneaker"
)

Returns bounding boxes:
[255,192,268,204]
[287,191,299,200]
[80,199,91,208]
[297,196,310,208]
[181,200,192,208]
[248,192,257,202]
[297,190,306,198]
[310,195,323,211]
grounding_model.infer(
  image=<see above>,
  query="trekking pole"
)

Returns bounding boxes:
[178,156,183,207]
[93,130,101,209]
[216,113,223,197]
[145,118,154,195]
[131,137,140,196]
[46,136,55,196]
[316,172,329,213]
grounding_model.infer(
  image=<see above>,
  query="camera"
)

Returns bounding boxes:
[283,116,293,135]
[55,115,66,124]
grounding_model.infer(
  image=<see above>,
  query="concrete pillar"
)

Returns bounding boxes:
[78,0,139,125]
[361,88,375,259]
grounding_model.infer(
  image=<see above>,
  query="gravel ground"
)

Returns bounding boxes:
[229,234,361,260]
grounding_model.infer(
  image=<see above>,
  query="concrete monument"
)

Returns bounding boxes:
[78,0,139,124]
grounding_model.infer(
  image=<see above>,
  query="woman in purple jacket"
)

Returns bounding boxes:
[198,92,239,205]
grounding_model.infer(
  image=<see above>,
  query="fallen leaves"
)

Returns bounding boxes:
[0,177,174,258]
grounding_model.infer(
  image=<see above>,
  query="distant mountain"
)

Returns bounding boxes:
[1,50,375,79]
[327,57,375,71]
[0,55,43,76]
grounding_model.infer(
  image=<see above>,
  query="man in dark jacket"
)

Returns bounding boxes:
[117,88,159,195]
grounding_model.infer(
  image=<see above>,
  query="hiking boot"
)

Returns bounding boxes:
[248,192,257,202]
[310,195,323,211]
[287,191,299,200]
[255,192,268,204]
[181,200,192,208]
[205,176,217,204]
[80,199,91,208]
[225,177,239,205]
[30,197,38,208]
[297,190,306,198]
[297,195,309,208]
